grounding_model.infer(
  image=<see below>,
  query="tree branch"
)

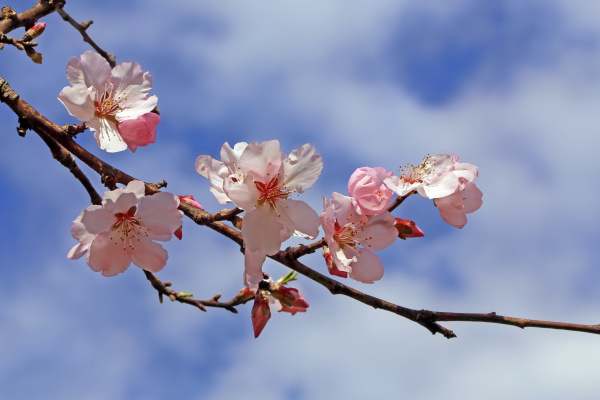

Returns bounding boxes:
[0,2,63,35]
[3,74,600,339]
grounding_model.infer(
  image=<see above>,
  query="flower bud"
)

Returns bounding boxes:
[25,22,46,40]
[25,47,42,64]
[394,218,425,239]
[251,289,271,338]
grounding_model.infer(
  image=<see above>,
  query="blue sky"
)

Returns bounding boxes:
[2,0,600,399]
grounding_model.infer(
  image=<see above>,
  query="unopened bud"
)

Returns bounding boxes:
[25,47,42,64]
[394,218,424,239]
[26,22,46,40]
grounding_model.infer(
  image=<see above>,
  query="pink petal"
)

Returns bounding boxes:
[88,231,133,276]
[355,211,397,251]
[137,191,183,241]
[117,112,160,152]
[131,238,168,273]
[79,206,116,235]
[349,250,384,284]
[251,293,271,338]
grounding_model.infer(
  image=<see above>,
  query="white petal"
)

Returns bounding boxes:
[418,171,459,199]
[90,118,128,153]
[58,86,95,122]
[224,175,260,210]
[283,144,323,193]
[384,175,420,197]
[116,96,158,121]
[67,243,89,260]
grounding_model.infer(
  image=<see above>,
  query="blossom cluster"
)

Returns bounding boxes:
[63,52,482,338]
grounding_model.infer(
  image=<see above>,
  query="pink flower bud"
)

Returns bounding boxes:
[26,22,46,39]
[271,285,309,314]
[394,218,424,239]
[178,195,204,210]
[348,167,394,216]
[251,290,271,338]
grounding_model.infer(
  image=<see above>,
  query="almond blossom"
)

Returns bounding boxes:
[196,140,322,285]
[67,180,183,277]
[321,193,397,283]
[58,51,158,153]
[348,167,394,216]
[384,154,462,199]
[435,181,483,229]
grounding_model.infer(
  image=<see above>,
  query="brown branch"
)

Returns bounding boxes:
[143,270,253,313]
[387,191,415,213]
[0,2,63,35]
[3,75,600,339]
[55,8,116,68]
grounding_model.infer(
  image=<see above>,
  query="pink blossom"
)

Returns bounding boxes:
[117,112,160,153]
[320,193,397,283]
[196,140,322,285]
[58,51,158,153]
[270,284,309,315]
[67,180,183,276]
[322,245,347,278]
[348,167,394,215]
[435,181,483,229]
[394,218,425,239]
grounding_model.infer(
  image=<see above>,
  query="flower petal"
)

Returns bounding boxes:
[131,238,168,273]
[238,140,283,182]
[242,206,283,255]
[58,86,95,122]
[79,51,111,89]
[283,144,323,193]
[349,250,384,284]
[88,231,133,276]
[277,199,320,240]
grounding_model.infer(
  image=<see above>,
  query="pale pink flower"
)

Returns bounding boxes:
[394,218,425,239]
[321,193,397,283]
[117,112,160,153]
[58,51,158,153]
[435,181,483,229]
[197,140,322,285]
[67,180,183,277]
[348,167,394,215]
[384,154,461,199]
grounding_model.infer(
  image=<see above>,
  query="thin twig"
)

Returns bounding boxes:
[55,8,116,67]
[143,270,253,313]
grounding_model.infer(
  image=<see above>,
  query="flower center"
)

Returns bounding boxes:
[94,80,126,121]
[255,177,289,209]
[399,154,436,184]
[111,206,148,250]
[333,220,364,249]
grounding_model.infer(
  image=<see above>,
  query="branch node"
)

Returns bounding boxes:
[80,20,93,30]
[154,180,167,189]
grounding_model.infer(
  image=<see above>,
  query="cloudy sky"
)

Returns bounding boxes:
[2,0,600,399]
